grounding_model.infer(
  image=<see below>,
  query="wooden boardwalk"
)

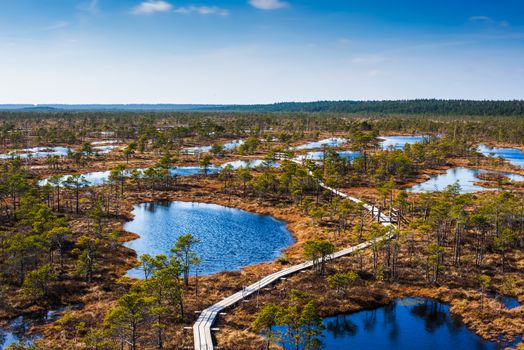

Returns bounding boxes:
[193,160,395,350]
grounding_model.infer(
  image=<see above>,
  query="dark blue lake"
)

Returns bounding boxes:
[478,144,524,168]
[123,201,294,278]
[275,298,517,350]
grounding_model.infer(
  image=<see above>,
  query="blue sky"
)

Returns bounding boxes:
[1,0,523,103]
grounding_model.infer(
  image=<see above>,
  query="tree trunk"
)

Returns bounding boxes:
[76,189,80,214]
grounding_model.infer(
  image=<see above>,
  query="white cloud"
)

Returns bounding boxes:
[132,1,173,15]
[470,16,510,28]
[249,0,288,10]
[469,16,495,24]
[174,6,229,16]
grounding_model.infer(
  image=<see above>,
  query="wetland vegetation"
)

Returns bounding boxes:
[0,106,523,349]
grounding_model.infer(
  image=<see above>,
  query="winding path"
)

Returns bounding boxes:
[193,160,396,350]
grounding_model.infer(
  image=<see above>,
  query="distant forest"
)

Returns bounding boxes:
[1,99,523,116]
[212,99,524,116]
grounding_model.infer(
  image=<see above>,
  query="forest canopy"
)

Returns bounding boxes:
[211,99,524,116]
[1,99,524,116]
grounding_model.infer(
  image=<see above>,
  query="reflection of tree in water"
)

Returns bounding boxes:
[409,299,451,333]
[0,330,6,348]
[383,302,397,324]
[0,306,80,349]
[447,313,463,334]
[382,302,400,342]
[145,201,166,212]
[325,315,358,338]
[0,315,39,348]
[0,307,72,349]
[362,309,377,332]
[11,316,32,338]
[277,299,510,350]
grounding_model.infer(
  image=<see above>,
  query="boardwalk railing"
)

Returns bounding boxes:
[193,158,395,350]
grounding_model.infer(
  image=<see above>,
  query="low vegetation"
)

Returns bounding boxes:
[0,109,523,349]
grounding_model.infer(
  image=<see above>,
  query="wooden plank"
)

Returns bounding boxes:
[192,158,395,350]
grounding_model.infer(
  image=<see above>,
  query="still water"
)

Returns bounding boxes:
[0,145,116,159]
[0,146,72,159]
[183,140,245,154]
[407,167,524,193]
[478,144,524,168]
[275,298,517,350]
[39,160,277,187]
[294,138,347,150]
[0,305,81,349]
[123,201,293,278]
[295,151,361,162]
[293,135,425,153]
[380,135,427,150]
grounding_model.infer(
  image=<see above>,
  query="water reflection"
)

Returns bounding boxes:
[39,159,278,187]
[0,305,81,349]
[478,144,524,168]
[275,298,515,350]
[294,138,347,150]
[380,136,427,150]
[182,140,244,154]
[0,146,72,159]
[294,151,360,162]
[407,167,524,193]
[221,159,279,169]
[409,299,450,333]
[325,315,358,338]
[0,145,116,160]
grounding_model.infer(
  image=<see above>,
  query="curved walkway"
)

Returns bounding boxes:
[193,160,395,350]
